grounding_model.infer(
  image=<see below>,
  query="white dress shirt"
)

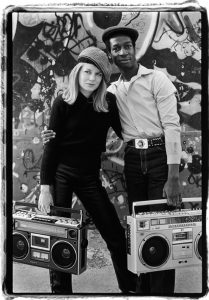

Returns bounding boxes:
[107,64,181,164]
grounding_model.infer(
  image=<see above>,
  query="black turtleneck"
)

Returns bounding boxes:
[40,92,122,185]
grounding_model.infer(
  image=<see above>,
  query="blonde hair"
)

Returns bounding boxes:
[63,62,108,112]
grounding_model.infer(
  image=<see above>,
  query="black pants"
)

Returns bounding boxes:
[124,145,175,295]
[49,163,137,294]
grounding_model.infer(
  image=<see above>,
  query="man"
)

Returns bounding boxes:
[102,26,182,295]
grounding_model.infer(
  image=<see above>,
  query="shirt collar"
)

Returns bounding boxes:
[111,64,154,87]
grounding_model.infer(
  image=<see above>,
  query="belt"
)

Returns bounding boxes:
[127,136,165,149]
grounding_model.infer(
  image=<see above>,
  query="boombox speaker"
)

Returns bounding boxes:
[127,198,202,275]
[13,202,88,274]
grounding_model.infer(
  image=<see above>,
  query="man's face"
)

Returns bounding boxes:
[109,35,136,69]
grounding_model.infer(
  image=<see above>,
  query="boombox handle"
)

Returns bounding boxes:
[132,197,202,218]
[12,201,83,226]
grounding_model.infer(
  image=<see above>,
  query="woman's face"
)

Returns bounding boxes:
[78,63,103,98]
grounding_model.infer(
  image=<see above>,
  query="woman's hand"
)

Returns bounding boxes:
[41,129,56,145]
[38,185,54,214]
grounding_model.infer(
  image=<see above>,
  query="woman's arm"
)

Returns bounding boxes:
[40,96,64,186]
[39,96,65,213]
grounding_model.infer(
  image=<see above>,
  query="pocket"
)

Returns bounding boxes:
[124,145,133,156]
[154,144,166,152]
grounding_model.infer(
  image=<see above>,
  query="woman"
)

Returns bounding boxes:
[39,46,136,294]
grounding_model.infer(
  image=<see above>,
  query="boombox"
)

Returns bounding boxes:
[13,201,88,274]
[127,198,202,275]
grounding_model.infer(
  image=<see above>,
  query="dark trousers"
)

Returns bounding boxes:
[124,145,175,295]
[50,163,137,294]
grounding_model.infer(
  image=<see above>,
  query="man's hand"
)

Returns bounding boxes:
[41,129,56,145]
[163,177,182,208]
[163,164,182,208]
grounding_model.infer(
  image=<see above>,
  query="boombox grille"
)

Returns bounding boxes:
[51,240,77,269]
[13,232,29,260]
[139,234,170,268]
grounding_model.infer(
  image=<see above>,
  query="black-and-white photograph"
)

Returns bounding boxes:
[1,3,207,297]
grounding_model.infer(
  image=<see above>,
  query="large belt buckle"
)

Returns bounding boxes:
[135,139,148,149]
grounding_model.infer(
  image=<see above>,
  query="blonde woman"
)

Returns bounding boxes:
[38,47,136,294]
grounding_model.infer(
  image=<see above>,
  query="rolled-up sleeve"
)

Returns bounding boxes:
[153,72,182,164]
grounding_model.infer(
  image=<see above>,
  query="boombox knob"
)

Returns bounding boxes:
[81,239,88,249]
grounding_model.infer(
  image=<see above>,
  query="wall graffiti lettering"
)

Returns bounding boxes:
[42,12,96,52]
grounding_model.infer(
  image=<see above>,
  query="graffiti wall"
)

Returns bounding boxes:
[11,10,202,225]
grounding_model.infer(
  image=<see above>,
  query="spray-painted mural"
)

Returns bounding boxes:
[12,10,202,225]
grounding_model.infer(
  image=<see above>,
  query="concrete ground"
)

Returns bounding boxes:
[12,229,203,296]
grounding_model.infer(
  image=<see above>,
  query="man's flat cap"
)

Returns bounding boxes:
[102,26,139,43]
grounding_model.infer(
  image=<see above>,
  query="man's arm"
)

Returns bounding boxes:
[163,164,182,208]
[153,71,182,207]
[106,92,123,139]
